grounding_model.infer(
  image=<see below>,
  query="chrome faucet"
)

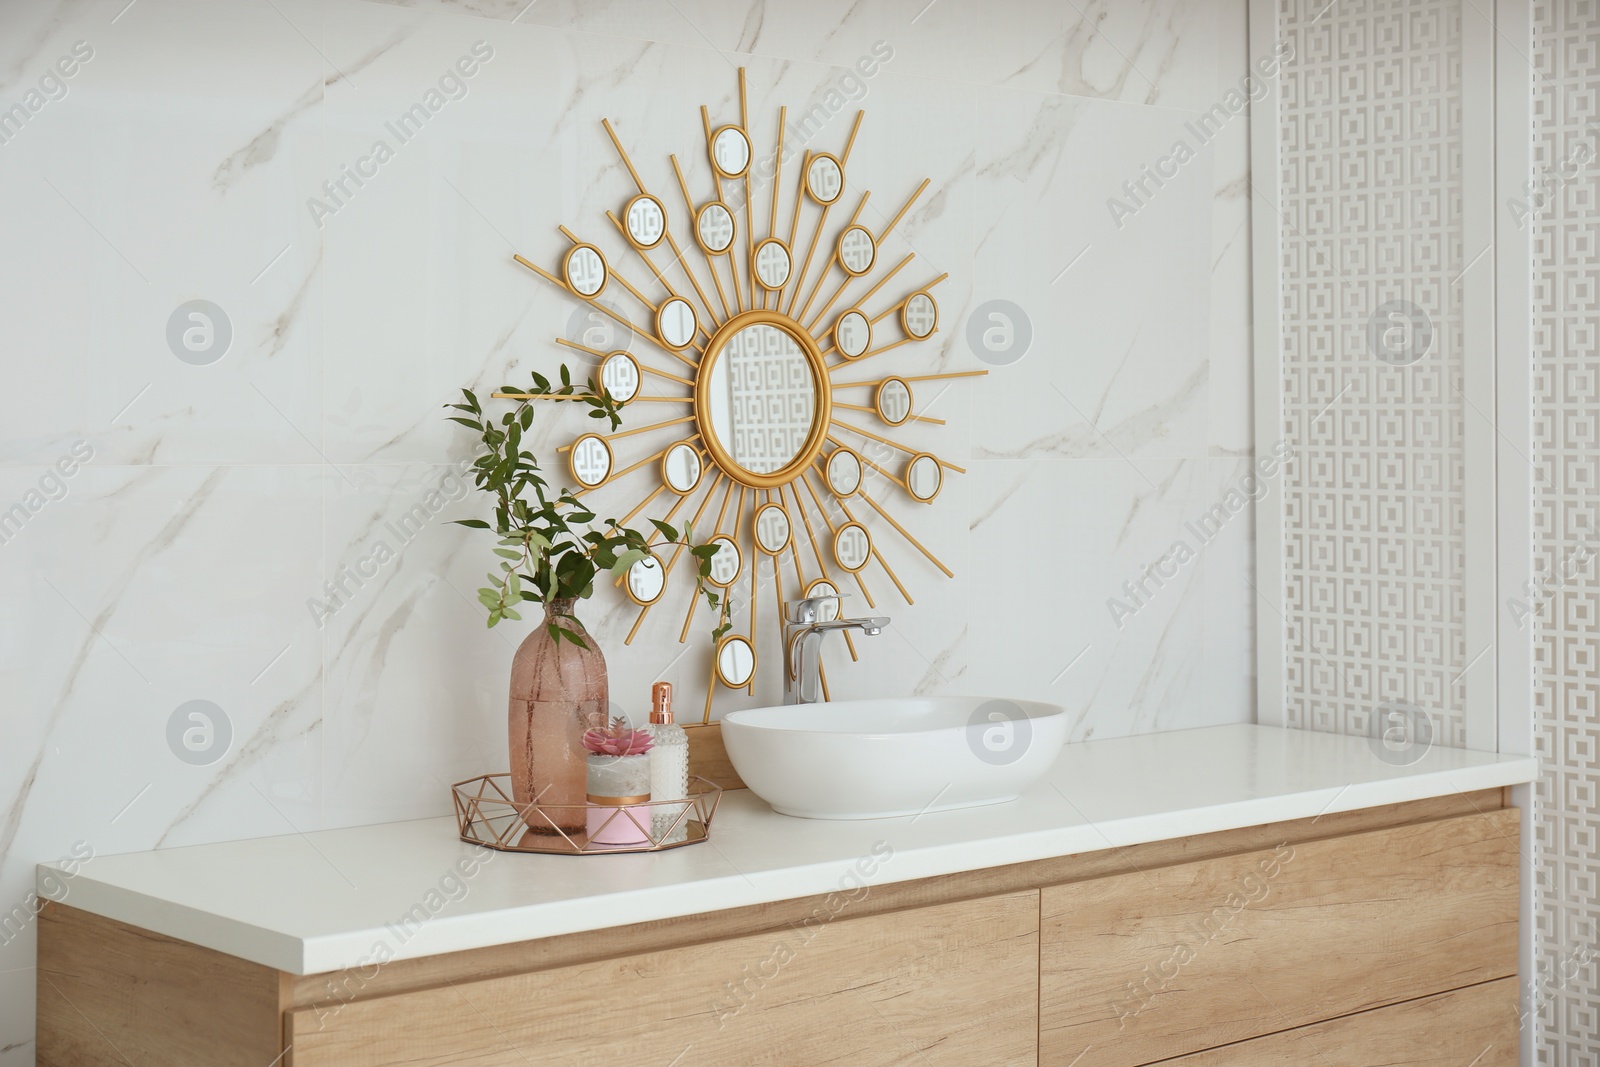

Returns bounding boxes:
[783,595,889,705]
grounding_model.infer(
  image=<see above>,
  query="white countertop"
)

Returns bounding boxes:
[42,724,1537,975]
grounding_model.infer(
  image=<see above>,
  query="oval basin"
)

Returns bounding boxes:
[721,696,1068,820]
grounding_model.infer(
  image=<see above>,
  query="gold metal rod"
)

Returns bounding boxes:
[740,70,754,311]
[831,369,990,389]
[797,192,869,325]
[600,118,648,194]
[786,207,831,316]
[632,396,695,404]
[825,476,915,607]
[518,255,698,369]
[744,492,757,694]
[841,110,865,163]
[832,418,966,473]
[554,336,608,359]
[663,231,723,334]
[700,107,744,316]
[575,445,669,498]
[682,477,737,643]
[770,107,786,241]
[786,481,857,660]
[857,484,955,577]
[802,470,875,609]
[825,335,916,365]
[851,253,915,311]
[702,655,716,723]
[556,336,694,387]
[668,153,733,325]
[870,271,950,326]
[492,392,590,400]
[787,150,810,251]
[556,414,695,452]
[825,435,907,490]
[832,401,945,426]
[880,178,929,240]
[618,484,667,527]
[618,468,717,601]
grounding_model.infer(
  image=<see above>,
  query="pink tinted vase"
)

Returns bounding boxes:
[508,597,607,834]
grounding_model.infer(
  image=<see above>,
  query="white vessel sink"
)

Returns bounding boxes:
[720,696,1069,820]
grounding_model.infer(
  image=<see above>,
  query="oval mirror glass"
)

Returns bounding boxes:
[663,442,703,494]
[838,226,875,275]
[701,321,820,479]
[601,351,640,404]
[835,309,871,358]
[753,239,791,290]
[806,154,843,204]
[697,202,735,254]
[624,194,666,249]
[570,434,612,488]
[754,503,791,554]
[834,522,871,572]
[907,453,942,502]
[827,448,862,497]
[712,126,751,177]
[564,245,606,297]
[658,297,697,349]
[716,635,756,688]
[626,554,665,605]
[876,378,912,425]
[707,535,742,586]
[903,291,938,339]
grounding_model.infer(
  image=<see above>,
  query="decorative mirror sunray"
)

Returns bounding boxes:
[500,68,985,720]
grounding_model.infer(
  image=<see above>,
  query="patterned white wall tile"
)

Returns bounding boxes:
[1531,2,1600,1059]
[1275,0,1468,748]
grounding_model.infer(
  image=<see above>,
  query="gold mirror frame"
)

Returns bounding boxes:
[499,67,987,714]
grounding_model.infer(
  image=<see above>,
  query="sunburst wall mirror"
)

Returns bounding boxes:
[500,67,984,720]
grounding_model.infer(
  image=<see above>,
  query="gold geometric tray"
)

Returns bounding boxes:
[452,773,723,855]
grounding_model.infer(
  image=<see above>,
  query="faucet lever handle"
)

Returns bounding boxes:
[785,593,847,625]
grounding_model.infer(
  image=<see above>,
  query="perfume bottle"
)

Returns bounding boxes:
[644,682,690,843]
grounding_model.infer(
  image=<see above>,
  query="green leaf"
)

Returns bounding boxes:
[447,417,482,430]
[649,519,678,542]
[610,548,647,576]
[451,518,492,529]
[502,607,522,621]
[493,547,522,559]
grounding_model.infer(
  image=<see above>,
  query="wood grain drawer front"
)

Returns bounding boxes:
[1161,978,1519,1066]
[288,890,1040,1067]
[1039,808,1520,1067]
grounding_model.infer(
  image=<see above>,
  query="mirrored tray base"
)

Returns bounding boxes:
[452,774,723,855]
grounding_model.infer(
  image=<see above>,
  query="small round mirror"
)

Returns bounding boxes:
[701,321,821,479]
[711,126,751,178]
[834,522,871,572]
[752,238,791,290]
[716,634,757,688]
[696,202,735,255]
[835,309,871,359]
[805,578,840,621]
[876,378,912,425]
[903,291,938,339]
[754,503,791,554]
[601,351,641,404]
[625,554,665,606]
[657,297,697,349]
[806,154,843,204]
[907,453,942,502]
[662,443,703,494]
[569,434,613,488]
[838,226,876,276]
[564,245,607,297]
[827,448,862,497]
[706,535,742,587]
[624,194,666,249]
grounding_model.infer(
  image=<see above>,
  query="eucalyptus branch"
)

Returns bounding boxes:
[446,366,722,648]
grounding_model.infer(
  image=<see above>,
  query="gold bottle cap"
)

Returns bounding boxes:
[651,681,674,724]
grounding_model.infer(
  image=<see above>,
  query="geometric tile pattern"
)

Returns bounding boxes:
[1531,2,1600,1059]
[1276,0,1469,748]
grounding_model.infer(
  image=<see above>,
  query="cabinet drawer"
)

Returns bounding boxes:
[1162,978,1518,1066]
[1040,808,1519,1066]
[289,890,1039,1067]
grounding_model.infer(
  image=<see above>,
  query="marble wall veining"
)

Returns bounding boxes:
[0,0,1253,1057]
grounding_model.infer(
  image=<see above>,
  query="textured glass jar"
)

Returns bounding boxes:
[507,598,607,834]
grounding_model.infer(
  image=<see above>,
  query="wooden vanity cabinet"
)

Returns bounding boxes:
[38,789,1520,1067]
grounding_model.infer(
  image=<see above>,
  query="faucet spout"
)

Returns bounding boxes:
[782,597,889,704]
